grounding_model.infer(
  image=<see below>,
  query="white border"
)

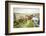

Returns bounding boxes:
[9,3,43,33]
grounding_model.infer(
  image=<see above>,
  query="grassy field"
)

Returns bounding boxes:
[13,13,39,28]
[14,19,34,28]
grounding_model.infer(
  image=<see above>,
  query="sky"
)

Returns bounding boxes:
[13,8,40,14]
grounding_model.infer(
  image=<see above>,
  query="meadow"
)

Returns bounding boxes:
[14,13,39,28]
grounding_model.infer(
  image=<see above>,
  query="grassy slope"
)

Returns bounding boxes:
[14,20,34,28]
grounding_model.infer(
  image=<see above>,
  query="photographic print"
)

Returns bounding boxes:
[13,8,40,28]
[5,1,45,35]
